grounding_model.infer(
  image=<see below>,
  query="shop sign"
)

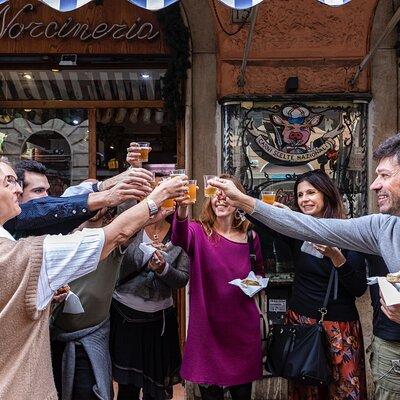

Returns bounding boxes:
[0,3,160,41]
[247,104,344,166]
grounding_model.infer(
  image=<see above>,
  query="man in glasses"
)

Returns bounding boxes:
[0,159,187,400]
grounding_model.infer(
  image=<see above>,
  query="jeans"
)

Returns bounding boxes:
[368,336,400,400]
[198,383,252,400]
[52,340,98,400]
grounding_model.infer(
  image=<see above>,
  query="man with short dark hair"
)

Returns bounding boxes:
[15,159,49,202]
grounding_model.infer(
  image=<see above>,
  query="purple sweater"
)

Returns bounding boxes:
[171,216,263,386]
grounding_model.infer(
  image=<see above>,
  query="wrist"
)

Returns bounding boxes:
[332,255,346,268]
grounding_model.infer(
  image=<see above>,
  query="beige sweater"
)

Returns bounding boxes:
[0,236,58,400]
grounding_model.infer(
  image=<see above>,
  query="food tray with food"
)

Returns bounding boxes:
[367,272,400,306]
[229,271,269,297]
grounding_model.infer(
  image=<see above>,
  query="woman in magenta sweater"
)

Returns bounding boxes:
[172,174,264,400]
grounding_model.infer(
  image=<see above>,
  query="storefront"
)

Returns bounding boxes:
[0,0,189,347]
[0,0,188,191]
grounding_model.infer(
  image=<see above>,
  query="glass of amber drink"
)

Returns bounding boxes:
[188,180,197,203]
[138,142,150,163]
[160,177,175,209]
[203,175,218,198]
[261,190,276,205]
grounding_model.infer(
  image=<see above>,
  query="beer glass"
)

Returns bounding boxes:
[160,177,175,209]
[188,180,197,203]
[261,190,276,205]
[203,175,218,198]
[149,171,156,189]
[138,142,150,163]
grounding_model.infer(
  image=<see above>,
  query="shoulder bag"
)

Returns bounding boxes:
[264,267,334,386]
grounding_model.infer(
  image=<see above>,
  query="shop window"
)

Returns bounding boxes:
[222,101,368,281]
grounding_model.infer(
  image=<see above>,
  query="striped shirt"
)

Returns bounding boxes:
[0,226,105,310]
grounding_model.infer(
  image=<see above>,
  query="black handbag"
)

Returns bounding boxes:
[264,267,335,386]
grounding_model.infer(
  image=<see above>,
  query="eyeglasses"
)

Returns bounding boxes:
[3,175,22,189]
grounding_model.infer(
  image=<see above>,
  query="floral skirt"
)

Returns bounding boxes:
[286,309,367,400]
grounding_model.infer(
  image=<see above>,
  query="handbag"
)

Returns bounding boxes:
[264,266,335,386]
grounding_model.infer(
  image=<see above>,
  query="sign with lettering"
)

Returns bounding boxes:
[246,104,344,166]
[0,3,159,41]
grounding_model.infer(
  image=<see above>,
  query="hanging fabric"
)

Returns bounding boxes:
[217,0,264,9]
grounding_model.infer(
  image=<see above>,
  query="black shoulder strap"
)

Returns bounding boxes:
[247,230,256,271]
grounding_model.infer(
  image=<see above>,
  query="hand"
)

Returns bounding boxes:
[52,285,70,303]
[313,244,346,267]
[148,176,188,207]
[102,167,153,191]
[273,202,290,210]
[105,182,152,207]
[148,250,166,274]
[126,142,152,167]
[208,178,254,212]
[380,292,400,324]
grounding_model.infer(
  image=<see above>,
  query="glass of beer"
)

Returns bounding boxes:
[170,169,186,178]
[160,177,175,209]
[188,180,197,203]
[149,171,156,189]
[138,142,150,163]
[261,190,276,205]
[204,175,218,198]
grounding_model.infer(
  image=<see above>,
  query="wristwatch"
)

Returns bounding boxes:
[146,198,158,216]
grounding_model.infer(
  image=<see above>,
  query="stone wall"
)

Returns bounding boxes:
[1,118,89,185]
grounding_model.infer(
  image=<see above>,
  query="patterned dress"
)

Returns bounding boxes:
[286,310,367,400]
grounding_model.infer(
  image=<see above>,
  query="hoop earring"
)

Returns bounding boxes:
[235,209,246,222]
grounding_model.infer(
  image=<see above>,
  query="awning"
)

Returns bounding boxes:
[0,0,352,10]
[0,69,165,101]
[0,0,179,11]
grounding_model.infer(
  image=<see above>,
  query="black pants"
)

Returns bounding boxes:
[51,340,98,400]
[117,383,155,400]
[198,383,252,400]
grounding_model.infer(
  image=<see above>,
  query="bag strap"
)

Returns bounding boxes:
[247,229,257,271]
[318,267,336,323]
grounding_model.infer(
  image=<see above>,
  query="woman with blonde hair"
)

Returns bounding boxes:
[172,174,264,400]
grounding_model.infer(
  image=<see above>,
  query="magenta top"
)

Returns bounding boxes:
[171,215,264,386]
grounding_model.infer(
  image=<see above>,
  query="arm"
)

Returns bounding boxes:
[336,251,367,297]
[250,200,383,256]
[210,178,385,256]
[171,208,196,255]
[37,177,188,309]
[7,194,93,232]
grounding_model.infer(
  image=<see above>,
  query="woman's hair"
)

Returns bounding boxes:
[199,173,250,236]
[293,170,346,219]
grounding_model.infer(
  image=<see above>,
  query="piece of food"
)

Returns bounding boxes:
[241,279,261,287]
[386,273,400,283]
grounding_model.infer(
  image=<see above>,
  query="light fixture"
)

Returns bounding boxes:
[52,68,60,73]
[24,109,32,112]
[72,119,79,125]
[59,54,77,66]
[110,145,115,150]
[141,73,150,79]
[22,73,32,80]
